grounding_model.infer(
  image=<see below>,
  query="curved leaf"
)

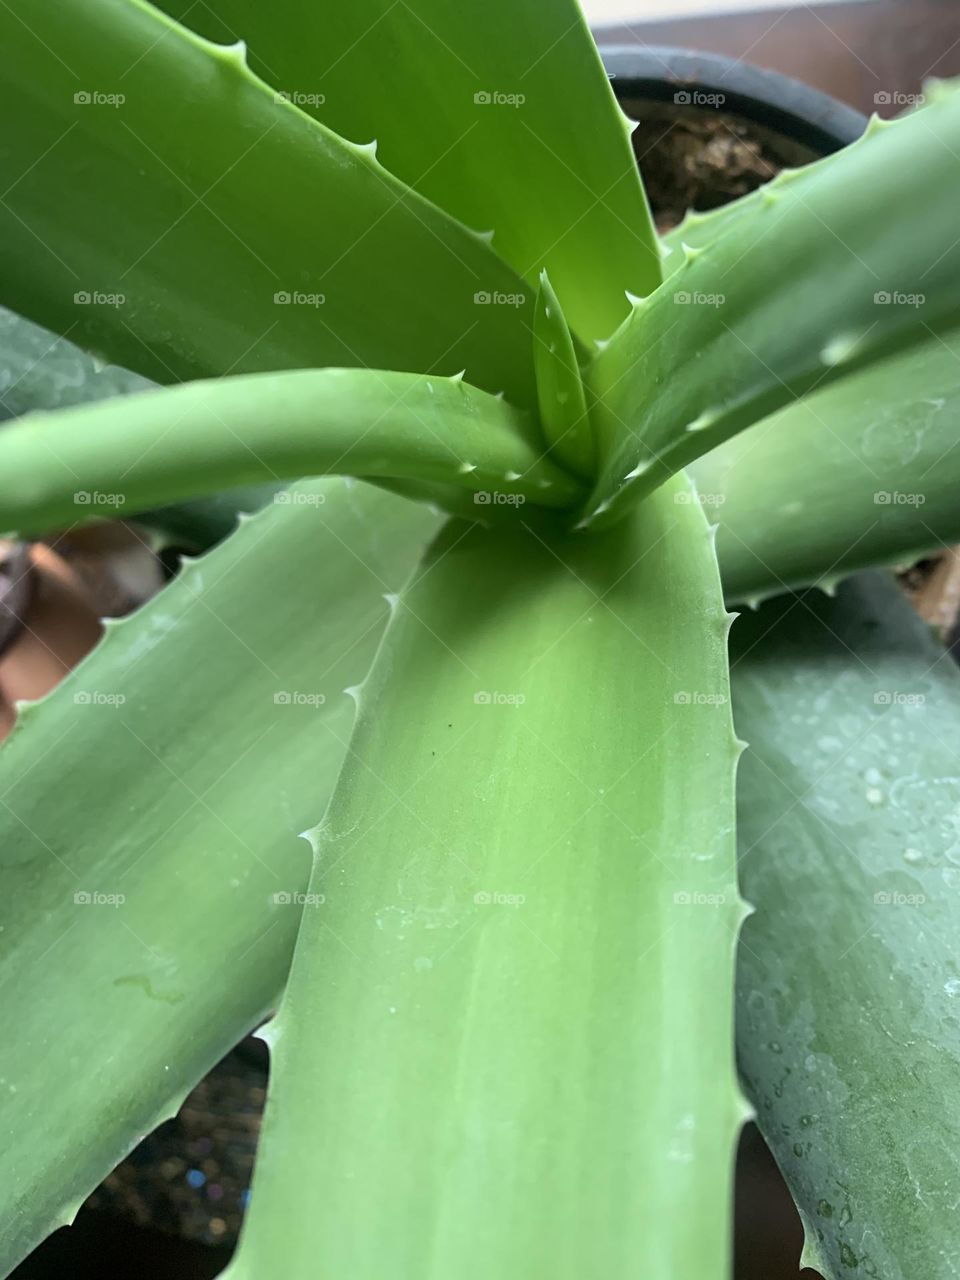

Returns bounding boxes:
[0,368,582,536]
[228,477,746,1280]
[0,304,282,547]
[0,0,537,405]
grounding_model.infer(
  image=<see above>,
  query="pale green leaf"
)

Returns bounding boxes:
[0,478,439,1275]
[694,331,960,604]
[732,571,960,1280]
[0,0,537,405]
[227,477,745,1280]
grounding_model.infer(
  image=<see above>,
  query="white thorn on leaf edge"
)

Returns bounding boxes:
[298,825,325,855]
[685,408,720,434]
[215,38,248,66]
[820,332,862,368]
[254,1018,281,1050]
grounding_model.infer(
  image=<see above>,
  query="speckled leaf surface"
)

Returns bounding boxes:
[732,572,960,1280]
[228,477,746,1280]
[0,479,439,1275]
[0,306,146,422]
[696,330,960,604]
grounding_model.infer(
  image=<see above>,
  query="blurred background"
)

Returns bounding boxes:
[586,0,960,115]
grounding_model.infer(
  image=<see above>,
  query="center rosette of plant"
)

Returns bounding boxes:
[3,0,960,1274]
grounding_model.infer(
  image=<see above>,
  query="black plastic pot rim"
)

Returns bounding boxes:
[599,43,868,154]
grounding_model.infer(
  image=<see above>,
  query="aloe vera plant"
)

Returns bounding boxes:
[2,2,960,1277]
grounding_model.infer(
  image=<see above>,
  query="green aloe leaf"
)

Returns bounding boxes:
[533,271,594,478]
[0,368,581,536]
[0,0,537,405]
[227,476,746,1280]
[731,571,960,1280]
[0,478,439,1275]
[158,0,660,343]
[584,89,960,524]
[694,330,960,604]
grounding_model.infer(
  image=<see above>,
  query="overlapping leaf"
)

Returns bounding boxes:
[0,478,439,1275]
[228,477,745,1280]
[158,0,661,343]
[0,305,279,546]
[0,0,537,404]
[584,89,960,523]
